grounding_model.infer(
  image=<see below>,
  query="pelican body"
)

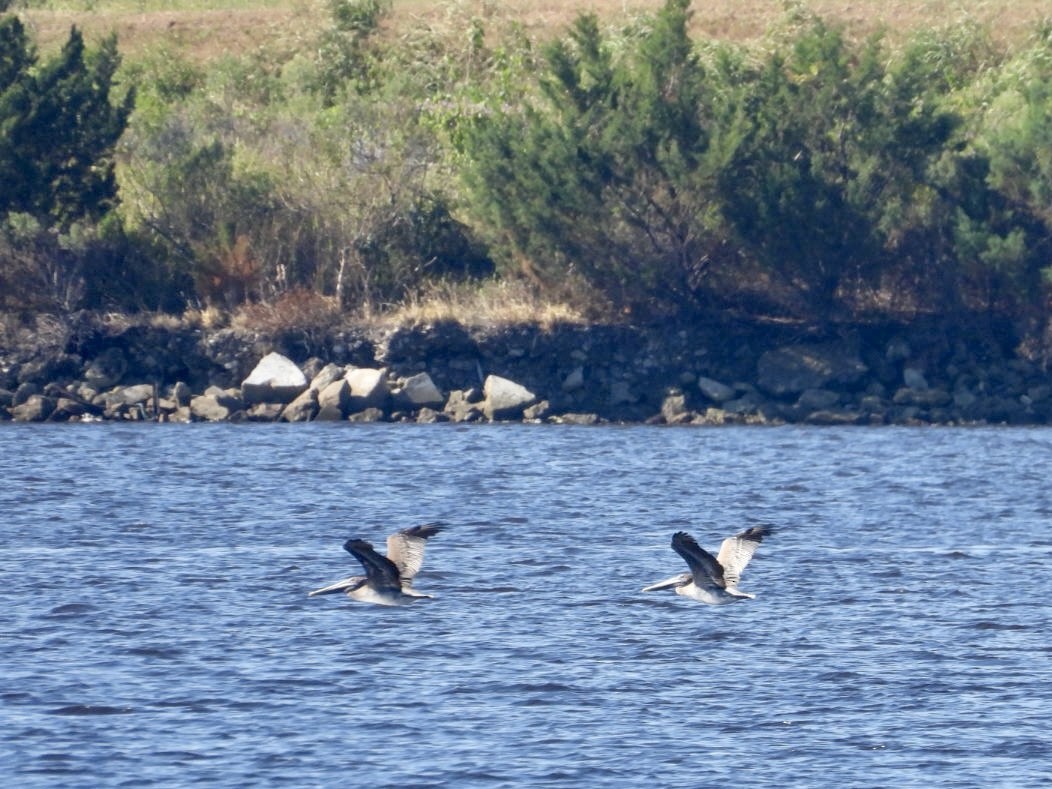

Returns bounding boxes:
[309,522,444,606]
[642,526,771,605]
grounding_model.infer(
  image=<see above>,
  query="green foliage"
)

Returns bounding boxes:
[313,0,391,103]
[7,2,1052,328]
[459,0,719,314]
[118,28,491,313]
[458,2,1050,322]
[0,26,134,229]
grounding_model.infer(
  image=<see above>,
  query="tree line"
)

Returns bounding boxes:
[2,0,1051,333]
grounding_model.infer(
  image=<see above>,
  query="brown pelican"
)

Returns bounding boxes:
[308,522,444,606]
[641,526,771,605]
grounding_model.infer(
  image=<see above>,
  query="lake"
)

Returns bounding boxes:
[1,424,1050,787]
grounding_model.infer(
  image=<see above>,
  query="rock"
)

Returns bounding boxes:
[953,388,977,409]
[11,394,55,422]
[554,412,600,425]
[796,388,840,410]
[483,375,537,420]
[444,390,484,423]
[281,388,319,422]
[314,403,346,421]
[893,387,951,407]
[190,394,232,422]
[345,367,388,412]
[416,407,448,423]
[0,388,14,408]
[886,337,911,362]
[757,344,868,397]
[347,407,385,423]
[903,367,928,390]
[723,390,766,415]
[805,409,864,425]
[203,386,244,412]
[172,381,192,407]
[522,400,552,421]
[242,352,308,404]
[51,400,94,420]
[562,366,585,392]
[317,379,351,416]
[13,382,39,406]
[83,347,127,389]
[697,376,735,403]
[245,403,284,422]
[119,383,155,406]
[661,392,692,424]
[309,363,345,392]
[397,372,445,409]
[609,380,638,406]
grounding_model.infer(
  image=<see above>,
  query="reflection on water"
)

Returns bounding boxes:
[1,424,1051,787]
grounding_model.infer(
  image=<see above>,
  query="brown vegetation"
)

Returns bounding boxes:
[21,0,1052,60]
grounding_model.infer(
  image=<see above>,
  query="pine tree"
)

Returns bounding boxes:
[0,24,133,228]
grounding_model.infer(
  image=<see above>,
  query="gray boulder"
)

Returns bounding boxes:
[444,390,484,423]
[697,375,735,403]
[347,407,385,423]
[119,383,155,406]
[396,372,444,409]
[281,388,319,422]
[190,394,232,422]
[415,407,448,423]
[757,344,868,397]
[245,403,284,422]
[562,366,585,392]
[483,375,537,420]
[317,378,351,416]
[796,388,840,410]
[345,367,388,412]
[11,394,55,422]
[309,363,345,393]
[13,382,39,406]
[903,367,929,390]
[242,352,308,404]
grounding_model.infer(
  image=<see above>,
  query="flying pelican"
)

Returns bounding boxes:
[308,522,444,606]
[641,526,771,605]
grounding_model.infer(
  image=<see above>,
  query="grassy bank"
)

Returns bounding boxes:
[21,0,1052,59]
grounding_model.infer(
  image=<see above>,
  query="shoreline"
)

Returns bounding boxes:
[2,315,1050,426]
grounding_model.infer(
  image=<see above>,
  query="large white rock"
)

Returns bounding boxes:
[483,375,537,420]
[345,367,389,412]
[242,352,308,404]
[397,373,444,408]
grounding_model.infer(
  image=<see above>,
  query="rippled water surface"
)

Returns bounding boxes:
[2,424,1051,787]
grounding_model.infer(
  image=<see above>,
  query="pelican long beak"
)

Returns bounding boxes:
[308,576,362,597]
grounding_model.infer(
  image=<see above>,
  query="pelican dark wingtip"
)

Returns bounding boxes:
[343,538,372,554]
[401,522,446,540]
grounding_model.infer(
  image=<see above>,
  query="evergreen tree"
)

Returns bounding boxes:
[0,25,133,228]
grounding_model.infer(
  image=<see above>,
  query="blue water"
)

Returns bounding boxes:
[1,424,1050,787]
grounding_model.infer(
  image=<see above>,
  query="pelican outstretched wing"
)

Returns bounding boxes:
[671,531,726,588]
[386,522,444,589]
[344,539,401,590]
[715,526,771,589]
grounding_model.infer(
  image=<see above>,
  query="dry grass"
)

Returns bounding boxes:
[18,0,1052,61]
[374,278,597,329]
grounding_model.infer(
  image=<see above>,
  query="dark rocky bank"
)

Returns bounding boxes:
[2,314,1050,426]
